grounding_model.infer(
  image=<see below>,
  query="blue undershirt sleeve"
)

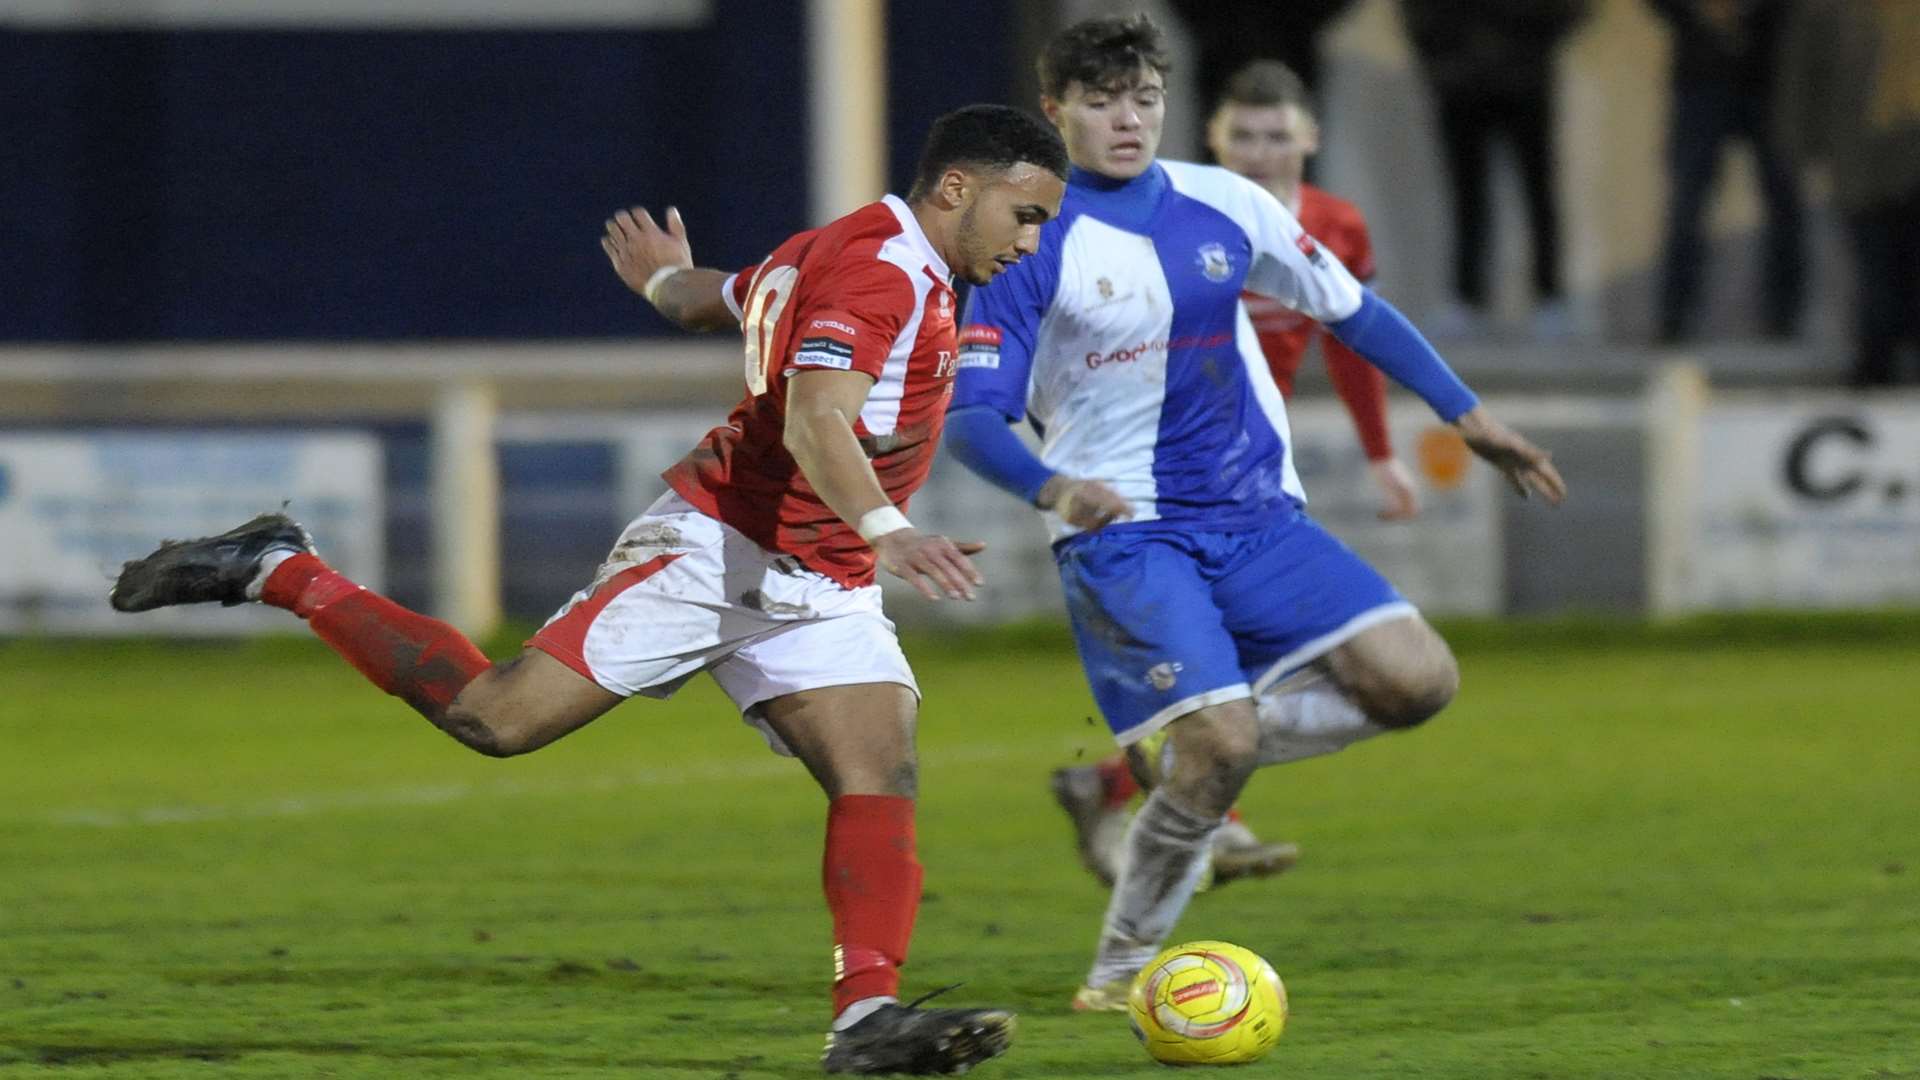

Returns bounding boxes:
[1326,289,1480,422]
[944,405,1053,504]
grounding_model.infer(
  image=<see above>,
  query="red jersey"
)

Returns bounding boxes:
[1241,183,1393,462]
[664,196,959,589]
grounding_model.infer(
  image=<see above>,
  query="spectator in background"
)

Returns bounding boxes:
[1401,0,1589,340]
[1647,0,1805,345]
[1776,0,1920,388]
[1168,0,1360,128]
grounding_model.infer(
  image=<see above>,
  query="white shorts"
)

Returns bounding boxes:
[528,492,917,754]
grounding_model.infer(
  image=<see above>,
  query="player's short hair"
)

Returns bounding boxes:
[1038,12,1171,99]
[1217,59,1315,115]
[909,104,1069,200]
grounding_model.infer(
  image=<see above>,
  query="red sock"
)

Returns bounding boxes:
[1225,807,1245,825]
[1095,753,1139,809]
[260,553,490,720]
[823,794,922,1017]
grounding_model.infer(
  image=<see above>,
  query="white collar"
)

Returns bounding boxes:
[882,194,951,282]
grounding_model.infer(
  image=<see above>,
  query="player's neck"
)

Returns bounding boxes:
[1264,179,1303,215]
[1068,162,1158,192]
[907,197,960,276]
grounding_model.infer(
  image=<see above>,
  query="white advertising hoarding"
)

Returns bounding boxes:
[1684,399,1920,609]
[0,432,383,634]
[1284,403,1503,615]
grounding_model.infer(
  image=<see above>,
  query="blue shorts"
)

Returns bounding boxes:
[1055,512,1416,745]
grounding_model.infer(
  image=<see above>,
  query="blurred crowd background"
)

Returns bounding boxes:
[3,0,1918,635]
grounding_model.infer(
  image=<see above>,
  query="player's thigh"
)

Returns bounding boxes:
[446,648,624,756]
[1214,513,1416,695]
[1323,613,1459,729]
[711,609,922,798]
[527,494,783,699]
[1055,530,1249,747]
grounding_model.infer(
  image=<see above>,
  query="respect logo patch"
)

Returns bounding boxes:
[793,336,856,370]
[958,324,1001,369]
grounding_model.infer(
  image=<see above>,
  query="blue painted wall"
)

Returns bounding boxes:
[1,1,1026,343]
[1,6,808,341]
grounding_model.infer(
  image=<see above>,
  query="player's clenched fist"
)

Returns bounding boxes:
[1036,475,1134,532]
[871,528,987,602]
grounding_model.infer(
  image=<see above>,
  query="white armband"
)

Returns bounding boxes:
[642,266,683,306]
[856,506,913,543]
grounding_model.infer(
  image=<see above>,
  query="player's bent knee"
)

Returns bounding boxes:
[1161,705,1261,813]
[1369,654,1459,729]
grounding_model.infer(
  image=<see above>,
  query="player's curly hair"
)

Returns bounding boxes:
[1038,12,1171,99]
[909,104,1069,200]
[1218,59,1314,115]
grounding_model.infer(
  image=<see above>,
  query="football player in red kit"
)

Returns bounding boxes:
[110,105,1067,1077]
[1050,60,1423,892]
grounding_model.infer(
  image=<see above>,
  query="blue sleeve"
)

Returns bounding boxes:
[949,223,1061,421]
[1326,289,1480,422]
[944,405,1054,504]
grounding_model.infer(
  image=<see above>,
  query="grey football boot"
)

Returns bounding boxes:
[109,513,314,612]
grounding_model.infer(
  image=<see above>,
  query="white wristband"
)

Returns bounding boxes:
[642,266,683,306]
[856,506,913,543]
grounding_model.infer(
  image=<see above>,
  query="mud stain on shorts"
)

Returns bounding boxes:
[740,589,813,618]
[614,523,686,556]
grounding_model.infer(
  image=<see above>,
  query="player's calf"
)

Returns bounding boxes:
[435,650,620,757]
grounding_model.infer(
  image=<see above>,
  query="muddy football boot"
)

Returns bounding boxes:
[1207,820,1300,887]
[1069,979,1132,1014]
[823,991,1016,1075]
[1049,765,1129,887]
[109,513,314,612]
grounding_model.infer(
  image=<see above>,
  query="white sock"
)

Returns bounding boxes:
[243,549,299,601]
[1255,670,1385,765]
[832,995,897,1031]
[1085,788,1221,988]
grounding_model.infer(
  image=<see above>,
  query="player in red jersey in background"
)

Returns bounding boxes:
[109,105,1067,1077]
[1050,60,1422,891]
[1221,61,1421,522]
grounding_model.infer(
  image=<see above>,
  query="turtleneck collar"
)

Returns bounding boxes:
[1068,162,1167,231]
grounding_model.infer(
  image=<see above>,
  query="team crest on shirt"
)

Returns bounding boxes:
[1196,242,1233,283]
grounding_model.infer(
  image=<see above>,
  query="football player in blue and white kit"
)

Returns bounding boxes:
[944,13,1568,1011]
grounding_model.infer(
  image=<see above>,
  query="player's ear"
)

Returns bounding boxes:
[934,167,972,211]
[1040,95,1062,128]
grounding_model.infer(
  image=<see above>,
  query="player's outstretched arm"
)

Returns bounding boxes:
[944,405,1133,531]
[601,206,737,332]
[1453,406,1568,504]
[785,370,986,602]
[1323,338,1419,520]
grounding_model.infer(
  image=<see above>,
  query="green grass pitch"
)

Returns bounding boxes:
[2,616,1917,1078]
